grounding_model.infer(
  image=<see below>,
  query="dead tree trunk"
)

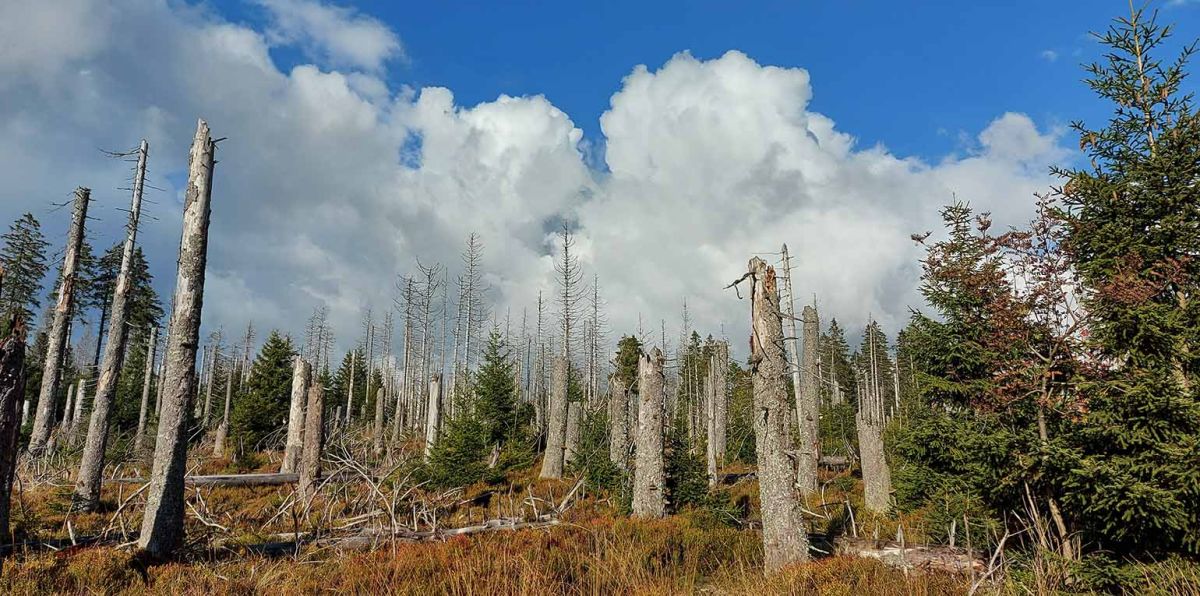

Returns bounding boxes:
[60,383,75,434]
[713,341,728,466]
[704,357,718,486]
[608,377,629,470]
[0,319,26,540]
[28,188,90,454]
[138,121,215,558]
[538,355,569,479]
[631,347,666,518]
[281,356,310,474]
[564,401,581,467]
[796,305,820,494]
[297,383,325,503]
[134,326,158,452]
[372,386,385,456]
[76,140,149,511]
[344,350,356,426]
[742,257,810,571]
[857,325,892,514]
[201,344,216,425]
[213,363,233,457]
[423,373,442,460]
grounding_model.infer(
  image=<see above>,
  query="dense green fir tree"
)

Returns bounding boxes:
[725,360,755,464]
[231,331,296,450]
[613,335,641,392]
[664,407,709,511]
[1054,7,1200,554]
[0,213,49,326]
[473,328,520,445]
[819,317,855,404]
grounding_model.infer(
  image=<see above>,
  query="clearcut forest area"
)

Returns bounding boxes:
[0,2,1199,595]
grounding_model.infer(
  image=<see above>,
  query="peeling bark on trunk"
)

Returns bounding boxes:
[608,377,629,470]
[538,356,568,479]
[134,326,158,452]
[76,140,149,511]
[423,373,442,461]
[138,121,215,558]
[744,257,810,571]
[297,383,325,504]
[29,188,89,455]
[564,400,581,467]
[0,321,26,540]
[281,356,310,474]
[631,347,666,519]
[796,305,820,494]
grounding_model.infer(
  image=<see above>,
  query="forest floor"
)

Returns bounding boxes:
[0,448,1195,595]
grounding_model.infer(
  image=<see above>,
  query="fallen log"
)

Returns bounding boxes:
[834,537,986,576]
[105,471,353,487]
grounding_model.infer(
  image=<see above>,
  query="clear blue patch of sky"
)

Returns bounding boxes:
[209,0,1199,164]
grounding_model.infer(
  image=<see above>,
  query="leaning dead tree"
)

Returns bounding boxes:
[0,316,26,540]
[608,377,630,470]
[796,304,821,494]
[138,120,216,557]
[28,187,90,455]
[857,320,892,513]
[76,139,149,511]
[281,356,311,473]
[539,355,569,479]
[134,325,158,452]
[631,347,666,518]
[732,257,810,571]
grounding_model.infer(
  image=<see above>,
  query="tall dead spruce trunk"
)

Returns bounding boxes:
[76,140,149,511]
[857,325,892,513]
[28,188,89,455]
[212,364,233,457]
[608,377,630,469]
[134,326,158,452]
[739,257,810,571]
[423,373,442,460]
[138,121,216,557]
[538,355,569,479]
[796,305,820,494]
[564,401,581,467]
[281,356,311,473]
[631,347,666,518]
[0,318,26,540]
[297,383,325,504]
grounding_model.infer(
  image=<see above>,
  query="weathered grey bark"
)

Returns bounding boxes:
[538,355,568,479]
[28,187,90,455]
[796,305,820,494]
[213,364,233,457]
[743,257,810,571]
[856,327,892,514]
[138,121,215,558]
[713,341,728,465]
[704,357,718,486]
[0,321,26,540]
[608,377,629,470]
[563,401,581,467]
[60,383,76,433]
[76,140,149,511]
[344,350,356,426]
[134,326,158,452]
[281,356,310,474]
[69,378,86,438]
[372,386,385,456]
[297,383,325,503]
[631,347,666,518]
[423,373,442,460]
[201,344,215,425]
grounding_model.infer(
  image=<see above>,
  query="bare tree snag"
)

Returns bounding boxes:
[423,373,442,460]
[796,305,820,494]
[281,356,310,474]
[564,400,581,467]
[713,341,729,466]
[538,355,569,479]
[60,383,75,433]
[372,386,385,456]
[704,356,718,486]
[632,347,666,518]
[134,326,158,452]
[213,361,233,458]
[28,188,90,455]
[344,349,356,426]
[297,383,325,503]
[857,323,892,514]
[608,377,630,470]
[138,120,216,558]
[742,256,810,571]
[76,140,149,511]
[0,319,26,540]
[201,344,216,425]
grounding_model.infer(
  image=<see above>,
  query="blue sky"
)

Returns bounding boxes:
[212,0,1198,162]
